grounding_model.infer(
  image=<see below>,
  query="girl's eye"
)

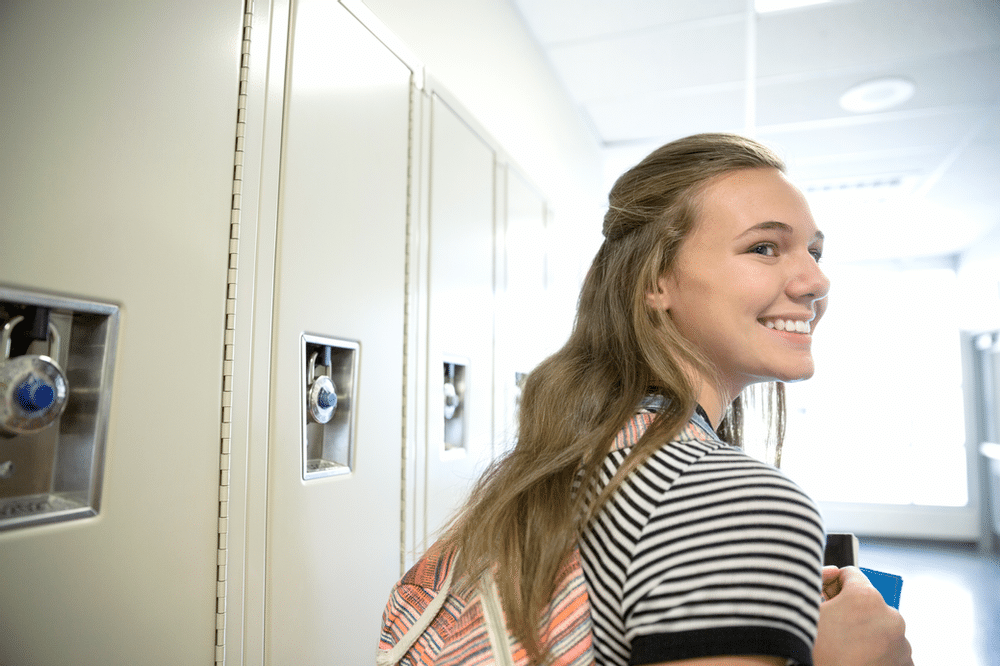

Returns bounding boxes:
[810,248,823,262]
[749,242,777,256]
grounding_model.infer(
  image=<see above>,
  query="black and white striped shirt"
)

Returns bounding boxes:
[579,410,825,665]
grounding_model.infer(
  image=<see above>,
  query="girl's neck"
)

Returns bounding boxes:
[695,382,737,430]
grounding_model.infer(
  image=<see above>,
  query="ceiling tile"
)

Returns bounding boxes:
[586,87,746,143]
[513,0,745,45]
[757,0,1000,77]
[923,110,1000,214]
[767,107,980,150]
[547,17,746,103]
[755,48,1000,126]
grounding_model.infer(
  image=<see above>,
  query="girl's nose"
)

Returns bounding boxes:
[791,253,830,303]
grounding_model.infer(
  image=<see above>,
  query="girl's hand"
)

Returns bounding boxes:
[813,567,913,666]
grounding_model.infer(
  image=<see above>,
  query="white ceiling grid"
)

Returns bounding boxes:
[513,0,1000,262]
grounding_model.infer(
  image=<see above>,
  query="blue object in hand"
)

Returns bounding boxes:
[860,567,903,609]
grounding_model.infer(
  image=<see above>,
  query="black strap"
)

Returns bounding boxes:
[694,403,713,430]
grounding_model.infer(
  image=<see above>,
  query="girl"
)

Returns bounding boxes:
[442,133,910,666]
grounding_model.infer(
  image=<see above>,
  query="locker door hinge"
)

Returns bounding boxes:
[399,80,417,576]
[216,1,254,663]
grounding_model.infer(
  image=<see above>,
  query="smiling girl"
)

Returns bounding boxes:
[435,133,911,665]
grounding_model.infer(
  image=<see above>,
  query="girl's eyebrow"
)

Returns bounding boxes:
[736,221,824,242]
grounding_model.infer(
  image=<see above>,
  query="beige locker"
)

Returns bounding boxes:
[1,1,566,663]
[260,0,413,662]
[495,167,550,455]
[420,93,498,550]
[0,1,242,664]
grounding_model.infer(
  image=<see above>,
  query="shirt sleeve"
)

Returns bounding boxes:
[623,445,825,665]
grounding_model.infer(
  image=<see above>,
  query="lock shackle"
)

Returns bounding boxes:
[2,316,60,362]
[46,323,60,360]
[1,315,25,361]
[308,351,333,384]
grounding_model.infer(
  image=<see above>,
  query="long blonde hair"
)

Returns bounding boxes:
[444,133,788,663]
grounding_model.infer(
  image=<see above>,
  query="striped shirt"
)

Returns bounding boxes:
[579,409,825,665]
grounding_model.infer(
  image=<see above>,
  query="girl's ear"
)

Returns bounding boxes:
[645,275,672,311]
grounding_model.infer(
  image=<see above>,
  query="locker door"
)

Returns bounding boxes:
[264,1,411,663]
[496,167,549,454]
[422,95,497,548]
[0,2,240,665]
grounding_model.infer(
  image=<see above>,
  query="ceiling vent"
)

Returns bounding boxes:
[802,174,919,200]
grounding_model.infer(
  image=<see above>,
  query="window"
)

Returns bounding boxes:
[779,264,968,507]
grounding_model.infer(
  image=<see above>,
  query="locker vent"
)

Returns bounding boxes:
[216,1,254,663]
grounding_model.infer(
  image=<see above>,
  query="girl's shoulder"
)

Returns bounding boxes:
[609,408,814,509]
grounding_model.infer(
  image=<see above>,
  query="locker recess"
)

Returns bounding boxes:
[302,334,358,480]
[0,286,119,531]
[443,358,468,451]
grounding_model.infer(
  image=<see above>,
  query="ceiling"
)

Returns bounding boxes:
[512,0,1000,264]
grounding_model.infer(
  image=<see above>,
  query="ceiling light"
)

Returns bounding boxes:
[755,0,831,13]
[839,77,916,113]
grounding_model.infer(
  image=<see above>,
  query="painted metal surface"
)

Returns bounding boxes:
[421,94,498,550]
[261,1,412,662]
[0,1,241,664]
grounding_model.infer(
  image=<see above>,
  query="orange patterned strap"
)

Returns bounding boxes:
[377,411,692,665]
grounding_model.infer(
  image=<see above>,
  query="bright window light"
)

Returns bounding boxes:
[755,0,832,12]
[781,265,968,507]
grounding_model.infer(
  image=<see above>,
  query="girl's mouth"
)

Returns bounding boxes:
[760,318,811,334]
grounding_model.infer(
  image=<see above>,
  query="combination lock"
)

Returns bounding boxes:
[307,351,338,424]
[0,315,69,436]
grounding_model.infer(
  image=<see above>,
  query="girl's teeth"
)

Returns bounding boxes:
[763,319,810,333]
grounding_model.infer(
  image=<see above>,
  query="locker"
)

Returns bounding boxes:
[261,0,413,662]
[1,0,570,663]
[0,1,241,664]
[420,93,499,551]
[495,167,550,455]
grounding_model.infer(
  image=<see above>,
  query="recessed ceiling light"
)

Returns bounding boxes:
[839,77,916,113]
[755,0,831,13]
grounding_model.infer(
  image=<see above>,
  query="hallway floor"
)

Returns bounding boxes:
[858,538,1000,665]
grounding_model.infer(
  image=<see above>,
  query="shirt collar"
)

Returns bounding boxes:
[639,395,717,434]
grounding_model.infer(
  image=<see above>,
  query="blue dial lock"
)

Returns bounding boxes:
[307,350,338,424]
[317,386,337,411]
[15,377,56,412]
[1,315,70,435]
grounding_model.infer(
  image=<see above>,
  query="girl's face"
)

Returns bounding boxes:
[649,167,830,403]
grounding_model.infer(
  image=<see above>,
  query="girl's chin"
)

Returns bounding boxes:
[774,366,816,383]
[752,362,816,385]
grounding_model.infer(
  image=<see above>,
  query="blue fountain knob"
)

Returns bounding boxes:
[15,377,56,413]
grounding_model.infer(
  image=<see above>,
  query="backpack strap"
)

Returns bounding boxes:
[376,559,458,666]
[481,570,516,666]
